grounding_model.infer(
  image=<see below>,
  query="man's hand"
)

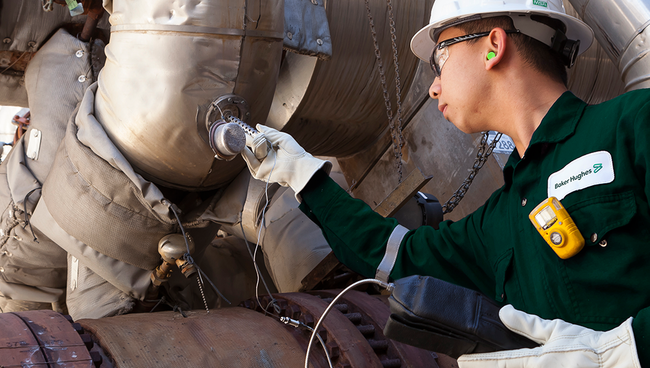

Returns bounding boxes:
[458,305,640,368]
[242,125,331,201]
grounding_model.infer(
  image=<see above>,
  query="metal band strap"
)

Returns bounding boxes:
[375,225,409,283]
[111,24,285,40]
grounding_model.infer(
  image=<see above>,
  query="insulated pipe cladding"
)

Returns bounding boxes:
[94,0,284,190]
[568,0,650,91]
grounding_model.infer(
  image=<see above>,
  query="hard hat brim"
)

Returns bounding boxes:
[410,9,594,63]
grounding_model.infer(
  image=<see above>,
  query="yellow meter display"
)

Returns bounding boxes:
[528,197,585,259]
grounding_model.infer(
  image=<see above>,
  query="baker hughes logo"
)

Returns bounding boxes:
[593,163,603,173]
[554,163,603,189]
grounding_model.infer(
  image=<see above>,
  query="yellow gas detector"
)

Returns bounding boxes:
[528,197,584,259]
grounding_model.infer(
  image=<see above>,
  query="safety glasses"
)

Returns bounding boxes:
[429,30,520,78]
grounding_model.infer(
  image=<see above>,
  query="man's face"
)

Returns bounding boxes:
[429,27,492,134]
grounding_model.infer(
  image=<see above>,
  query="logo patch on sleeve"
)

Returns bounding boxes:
[547,151,614,200]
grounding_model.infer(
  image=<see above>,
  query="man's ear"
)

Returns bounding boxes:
[485,27,508,70]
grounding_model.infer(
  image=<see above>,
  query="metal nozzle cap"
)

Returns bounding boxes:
[209,121,246,159]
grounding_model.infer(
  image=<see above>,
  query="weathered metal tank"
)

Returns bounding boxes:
[267,0,434,157]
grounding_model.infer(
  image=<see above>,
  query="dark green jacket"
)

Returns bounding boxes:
[300,90,650,365]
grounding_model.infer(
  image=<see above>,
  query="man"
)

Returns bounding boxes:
[243,0,646,366]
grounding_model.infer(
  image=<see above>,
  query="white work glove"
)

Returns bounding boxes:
[242,124,332,202]
[458,305,641,368]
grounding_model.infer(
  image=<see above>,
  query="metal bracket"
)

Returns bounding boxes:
[373,167,433,218]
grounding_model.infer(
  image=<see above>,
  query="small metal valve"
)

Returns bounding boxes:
[151,233,197,286]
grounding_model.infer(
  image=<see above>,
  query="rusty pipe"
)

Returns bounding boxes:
[2,289,453,368]
[77,0,105,42]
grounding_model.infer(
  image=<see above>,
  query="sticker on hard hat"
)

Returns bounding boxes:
[532,0,548,8]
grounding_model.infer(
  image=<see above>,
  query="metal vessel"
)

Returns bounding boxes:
[267,0,434,157]
[94,0,284,190]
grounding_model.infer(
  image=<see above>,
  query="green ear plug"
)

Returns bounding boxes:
[487,51,496,60]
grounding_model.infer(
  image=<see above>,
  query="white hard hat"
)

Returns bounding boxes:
[411,0,594,64]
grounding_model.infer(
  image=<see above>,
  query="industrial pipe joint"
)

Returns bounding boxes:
[151,233,197,287]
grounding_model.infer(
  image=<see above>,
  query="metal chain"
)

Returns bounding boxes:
[386,0,405,147]
[42,0,54,12]
[363,1,499,209]
[441,131,502,214]
[364,0,405,183]
[197,276,210,314]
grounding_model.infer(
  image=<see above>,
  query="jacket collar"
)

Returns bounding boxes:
[503,91,587,181]
[527,91,586,147]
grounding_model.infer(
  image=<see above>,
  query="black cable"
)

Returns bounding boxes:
[198,266,231,305]
[165,199,230,308]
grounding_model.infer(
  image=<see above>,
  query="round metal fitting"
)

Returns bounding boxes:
[0,267,4,273]
[590,233,598,243]
[158,233,195,263]
[599,239,608,247]
[78,75,87,83]
[317,38,323,46]
[209,121,246,160]
[27,41,36,49]
[178,260,198,278]
[521,198,527,206]
[3,250,11,257]
[2,38,10,44]
[311,0,318,4]
[205,94,250,133]
[287,31,293,40]
[75,50,84,58]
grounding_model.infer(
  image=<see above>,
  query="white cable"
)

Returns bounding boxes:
[304,278,394,368]
[239,152,280,315]
[308,326,334,368]
[256,153,279,314]
[282,317,333,368]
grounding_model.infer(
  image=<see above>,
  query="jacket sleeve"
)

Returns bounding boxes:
[299,170,499,297]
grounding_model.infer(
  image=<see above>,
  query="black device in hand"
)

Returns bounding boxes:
[383,275,538,358]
